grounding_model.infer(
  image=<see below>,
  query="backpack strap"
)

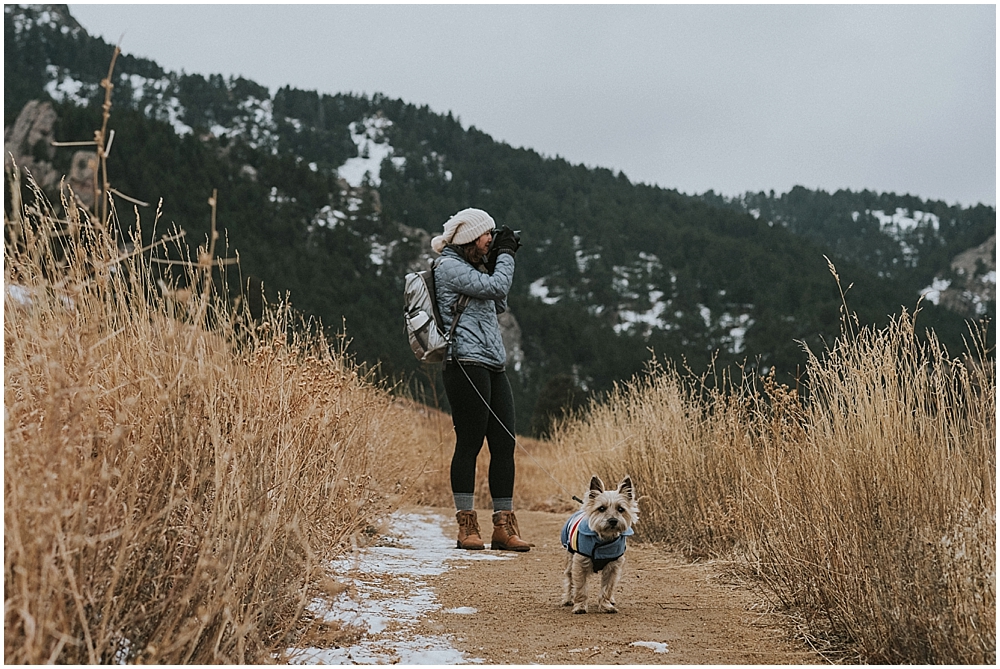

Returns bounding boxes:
[447,293,471,341]
[426,258,447,332]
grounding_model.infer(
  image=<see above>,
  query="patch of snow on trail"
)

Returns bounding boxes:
[631,640,670,653]
[286,509,507,665]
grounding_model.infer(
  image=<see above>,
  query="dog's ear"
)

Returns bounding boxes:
[618,476,634,500]
[589,475,605,496]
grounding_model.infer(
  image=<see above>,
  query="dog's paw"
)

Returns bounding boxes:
[572,605,587,614]
[599,601,618,613]
[561,599,573,607]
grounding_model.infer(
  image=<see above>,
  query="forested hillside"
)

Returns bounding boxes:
[701,187,995,319]
[5,4,994,433]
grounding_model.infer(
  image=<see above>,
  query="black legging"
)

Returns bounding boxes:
[442,362,516,499]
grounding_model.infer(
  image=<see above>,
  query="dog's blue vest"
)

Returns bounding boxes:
[561,511,632,572]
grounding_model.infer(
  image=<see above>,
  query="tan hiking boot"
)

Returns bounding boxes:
[456,510,485,550]
[491,510,532,551]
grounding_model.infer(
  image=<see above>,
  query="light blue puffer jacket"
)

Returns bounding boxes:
[434,246,514,369]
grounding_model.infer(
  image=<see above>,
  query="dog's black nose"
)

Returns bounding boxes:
[607,518,618,527]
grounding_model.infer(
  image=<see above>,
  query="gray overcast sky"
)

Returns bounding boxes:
[68,3,996,207]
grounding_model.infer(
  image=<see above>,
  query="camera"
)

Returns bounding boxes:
[485,226,521,274]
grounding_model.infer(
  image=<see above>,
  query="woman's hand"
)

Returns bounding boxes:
[492,226,521,257]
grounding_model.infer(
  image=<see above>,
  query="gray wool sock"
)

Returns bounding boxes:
[453,493,475,512]
[492,497,513,512]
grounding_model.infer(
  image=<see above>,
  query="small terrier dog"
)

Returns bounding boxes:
[560,475,638,614]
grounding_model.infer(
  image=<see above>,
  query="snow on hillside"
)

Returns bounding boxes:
[36,45,284,152]
[615,291,669,335]
[919,277,953,306]
[532,248,755,354]
[572,235,600,274]
[43,65,97,107]
[125,73,192,136]
[338,116,405,188]
[529,278,560,305]
[40,65,198,138]
[852,207,942,266]
[8,5,82,37]
[311,205,347,230]
[865,208,941,234]
[719,311,754,354]
[210,96,279,153]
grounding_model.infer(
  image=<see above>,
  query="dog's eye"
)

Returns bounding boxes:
[597,506,607,513]
[617,506,625,513]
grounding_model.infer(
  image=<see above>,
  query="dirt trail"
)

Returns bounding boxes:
[409,508,817,665]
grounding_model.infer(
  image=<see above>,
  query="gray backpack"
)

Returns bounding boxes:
[404,258,469,363]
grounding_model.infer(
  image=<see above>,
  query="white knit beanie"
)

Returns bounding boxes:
[431,208,496,254]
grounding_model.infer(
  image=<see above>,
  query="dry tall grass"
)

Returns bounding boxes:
[4,179,427,663]
[547,313,995,663]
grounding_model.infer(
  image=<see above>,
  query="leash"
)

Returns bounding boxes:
[451,355,583,505]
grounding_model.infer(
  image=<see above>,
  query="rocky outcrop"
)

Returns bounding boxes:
[4,99,98,210]
[940,235,996,316]
[67,149,98,210]
[924,234,996,317]
[497,310,525,373]
[398,223,436,275]
[3,100,59,190]
[950,234,996,278]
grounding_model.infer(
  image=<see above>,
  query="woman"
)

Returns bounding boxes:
[431,207,530,551]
